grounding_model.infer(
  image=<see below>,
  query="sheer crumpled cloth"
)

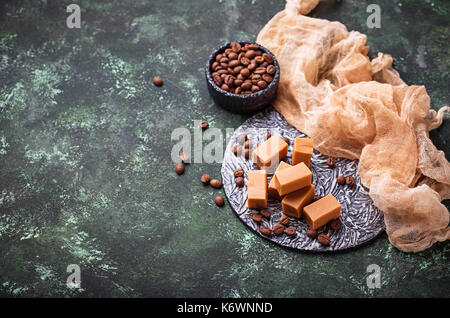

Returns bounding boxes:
[257,0,449,252]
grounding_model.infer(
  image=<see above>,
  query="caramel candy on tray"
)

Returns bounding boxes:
[282,184,315,218]
[252,135,288,170]
[292,137,314,167]
[274,162,312,196]
[268,161,290,200]
[247,170,268,209]
[303,193,341,230]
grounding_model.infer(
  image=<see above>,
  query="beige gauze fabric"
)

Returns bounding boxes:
[256,0,450,252]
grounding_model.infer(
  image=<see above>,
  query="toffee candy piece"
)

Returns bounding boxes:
[292,137,314,167]
[268,161,290,200]
[274,162,312,196]
[303,193,341,230]
[252,135,288,170]
[281,184,315,218]
[247,170,268,209]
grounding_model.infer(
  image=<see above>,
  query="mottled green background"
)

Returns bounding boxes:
[0,0,448,297]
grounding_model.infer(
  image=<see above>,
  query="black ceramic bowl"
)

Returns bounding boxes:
[205,41,280,114]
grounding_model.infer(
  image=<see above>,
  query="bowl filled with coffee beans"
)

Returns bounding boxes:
[205,41,280,114]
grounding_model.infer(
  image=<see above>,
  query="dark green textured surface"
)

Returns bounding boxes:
[0,0,448,297]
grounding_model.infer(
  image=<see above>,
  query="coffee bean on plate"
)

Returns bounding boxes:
[244,140,252,149]
[337,175,346,185]
[306,229,318,239]
[233,168,244,177]
[260,227,272,236]
[210,179,223,189]
[199,121,209,130]
[280,215,289,226]
[272,224,285,236]
[235,176,245,188]
[153,76,163,86]
[326,156,336,168]
[284,227,296,236]
[252,213,262,223]
[330,218,341,231]
[346,176,355,188]
[317,233,331,246]
[201,174,210,185]
[232,144,242,156]
[260,209,271,219]
[244,148,250,159]
[214,195,225,207]
[175,163,184,175]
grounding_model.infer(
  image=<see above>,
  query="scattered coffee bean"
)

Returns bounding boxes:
[346,175,355,188]
[244,140,252,149]
[237,133,247,144]
[260,209,271,219]
[337,175,346,185]
[260,227,272,236]
[153,76,163,86]
[179,152,189,163]
[330,218,341,231]
[235,176,245,188]
[233,168,244,177]
[272,224,285,236]
[201,174,210,185]
[210,179,223,189]
[280,215,289,226]
[232,144,242,156]
[306,229,318,239]
[199,121,209,130]
[214,195,225,207]
[326,156,336,168]
[244,148,250,159]
[210,42,276,95]
[317,233,331,246]
[175,163,185,175]
[252,213,262,223]
[284,227,296,236]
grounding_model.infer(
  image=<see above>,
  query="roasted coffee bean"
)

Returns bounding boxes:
[326,157,336,168]
[219,57,228,63]
[346,176,355,188]
[267,65,276,75]
[260,209,271,219]
[262,53,274,63]
[179,152,190,162]
[285,227,296,236]
[244,148,250,159]
[330,218,341,231]
[230,87,236,94]
[257,80,268,89]
[251,73,261,81]
[201,174,210,184]
[212,61,219,71]
[235,176,245,188]
[224,74,234,86]
[228,52,238,60]
[175,163,184,175]
[199,121,209,130]
[240,57,250,66]
[262,74,273,82]
[215,54,223,62]
[260,227,272,236]
[255,50,262,56]
[214,195,225,207]
[230,41,241,52]
[225,48,233,55]
[260,61,268,67]
[237,133,247,144]
[245,50,256,59]
[317,233,331,246]
[235,86,242,94]
[255,56,265,64]
[280,215,289,226]
[233,65,244,74]
[220,73,227,79]
[247,44,259,50]
[227,67,234,74]
[228,59,240,68]
[236,73,245,81]
[232,144,242,156]
[220,62,228,69]
[241,81,252,90]
[272,224,285,236]
[210,179,223,189]
[240,68,251,78]
[244,140,252,149]
[221,84,229,91]
[254,67,267,75]
[306,229,318,239]
[234,168,244,177]
[337,175,346,185]
[252,213,262,223]
[248,63,257,71]
[153,76,163,86]
[234,79,243,87]
[217,69,228,75]
[251,85,260,93]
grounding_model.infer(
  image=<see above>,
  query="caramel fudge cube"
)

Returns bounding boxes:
[252,135,288,170]
[282,184,315,218]
[292,138,314,167]
[247,170,267,209]
[274,162,312,196]
[303,193,341,230]
[268,161,291,200]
